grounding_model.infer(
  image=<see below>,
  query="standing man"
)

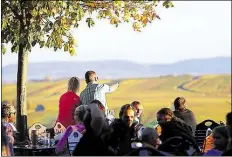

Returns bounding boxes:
[80,71,119,115]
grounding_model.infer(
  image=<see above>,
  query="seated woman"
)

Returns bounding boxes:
[56,105,87,154]
[204,126,229,156]
[173,97,197,136]
[1,102,17,155]
[56,77,81,128]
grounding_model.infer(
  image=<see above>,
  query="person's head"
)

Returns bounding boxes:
[131,101,143,118]
[119,104,135,127]
[173,97,187,112]
[74,105,87,123]
[156,108,174,124]
[1,102,16,123]
[226,111,232,150]
[68,77,80,93]
[226,111,232,127]
[85,71,98,84]
[212,126,229,151]
[90,100,105,113]
[141,127,160,148]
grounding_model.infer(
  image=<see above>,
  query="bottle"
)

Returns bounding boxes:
[31,130,38,147]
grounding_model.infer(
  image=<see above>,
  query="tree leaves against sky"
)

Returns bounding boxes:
[1,0,174,56]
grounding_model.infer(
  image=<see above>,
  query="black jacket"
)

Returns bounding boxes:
[159,117,194,142]
[173,109,197,135]
[72,127,114,156]
[103,119,138,155]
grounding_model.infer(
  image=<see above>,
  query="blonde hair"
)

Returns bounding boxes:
[68,77,80,92]
[1,102,16,122]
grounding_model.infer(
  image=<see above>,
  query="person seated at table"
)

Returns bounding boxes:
[141,127,160,148]
[56,77,81,128]
[204,126,229,156]
[90,100,114,129]
[156,108,194,142]
[1,122,14,156]
[104,104,139,155]
[137,127,171,156]
[56,105,87,154]
[2,102,17,145]
[72,101,114,156]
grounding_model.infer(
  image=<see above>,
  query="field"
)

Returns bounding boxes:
[2,74,231,128]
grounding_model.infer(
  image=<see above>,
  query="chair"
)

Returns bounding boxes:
[28,122,47,140]
[202,133,213,153]
[54,122,66,135]
[67,130,83,155]
[194,119,219,151]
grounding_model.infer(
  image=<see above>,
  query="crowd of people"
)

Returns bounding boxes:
[1,70,232,156]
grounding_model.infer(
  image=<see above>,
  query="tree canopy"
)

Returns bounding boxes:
[1,0,174,56]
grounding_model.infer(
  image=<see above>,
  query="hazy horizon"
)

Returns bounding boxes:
[1,1,231,66]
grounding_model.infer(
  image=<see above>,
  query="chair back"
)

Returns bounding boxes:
[67,130,83,155]
[28,122,47,140]
[202,133,214,153]
[54,122,66,135]
[194,119,219,151]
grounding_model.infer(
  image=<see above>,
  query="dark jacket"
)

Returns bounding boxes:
[103,119,138,155]
[173,109,197,135]
[72,127,114,156]
[159,117,194,142]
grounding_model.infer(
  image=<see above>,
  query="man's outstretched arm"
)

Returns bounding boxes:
[108,82,119,93]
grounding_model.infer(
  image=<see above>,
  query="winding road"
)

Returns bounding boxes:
[177,76,201,93]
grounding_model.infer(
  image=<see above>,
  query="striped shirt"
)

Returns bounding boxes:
[80,82,113,115]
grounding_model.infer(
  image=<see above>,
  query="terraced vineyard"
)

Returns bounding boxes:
[2,75,231,128]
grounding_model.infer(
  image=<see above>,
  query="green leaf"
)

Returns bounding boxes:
[1,44,6,54]
[69,48,76,56]
[31,40,37,47]
[71,12,77,19]
[64,43,69,52]
[11,44,19,53]
[78,8,85,21]
[2,19,7,29]
[32,9,38,17]
[74,22,79,28]
[73,40,78,47]
[86,17,95,28]
[35,25,41,32]
[39,41,45,48]
[163,1,174,8]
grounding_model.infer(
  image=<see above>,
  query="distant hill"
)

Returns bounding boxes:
[2,56,231,83]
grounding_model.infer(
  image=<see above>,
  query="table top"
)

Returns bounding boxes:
[13,145,56,150]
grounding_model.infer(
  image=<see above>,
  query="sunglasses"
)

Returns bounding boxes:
[10,112,16,115]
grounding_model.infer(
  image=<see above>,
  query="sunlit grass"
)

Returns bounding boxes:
[2,75,231,128]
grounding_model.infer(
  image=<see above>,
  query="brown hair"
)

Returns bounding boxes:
[119,104,135,118]
[157,108,174,118]
[131,101,140,107]
[174,97,186,111]
[85,71,97,84]
[68,77,80,92]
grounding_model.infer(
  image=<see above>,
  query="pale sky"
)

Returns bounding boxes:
[1,1,231,67]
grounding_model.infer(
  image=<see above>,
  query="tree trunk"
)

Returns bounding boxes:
[16,43,29,142]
